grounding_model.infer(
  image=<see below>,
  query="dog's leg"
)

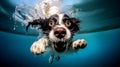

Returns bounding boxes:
[49,54,54,63]
[56,56,60,61]
[72,39,87,50]
[30,37,49,55]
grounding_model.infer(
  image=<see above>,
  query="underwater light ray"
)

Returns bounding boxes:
[12,0,80,25]
[0,0,120,36]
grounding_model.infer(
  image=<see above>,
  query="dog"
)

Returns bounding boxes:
[26,13,87,63]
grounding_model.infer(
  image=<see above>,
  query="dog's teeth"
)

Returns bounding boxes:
[60,39,62,42]
[59,39,60,41]
[63,45,65,47]
[63,39,65,42]
[63,39,64,42]
[61,39,63,41]
[55,45,57,48]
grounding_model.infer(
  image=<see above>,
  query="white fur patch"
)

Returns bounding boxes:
[58,14,64,25]
[30,37,48,54]
[72,39,87,49]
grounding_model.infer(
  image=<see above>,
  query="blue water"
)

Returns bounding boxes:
[0,0,120,67]
[0,28,120,67]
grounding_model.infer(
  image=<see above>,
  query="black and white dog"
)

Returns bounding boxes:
[26,13,87,63]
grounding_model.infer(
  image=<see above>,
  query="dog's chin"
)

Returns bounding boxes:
[53,40,67,53]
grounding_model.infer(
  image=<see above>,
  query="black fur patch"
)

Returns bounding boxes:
[63,14,80,32]
[26,18,51,34]
[70,18,80,32]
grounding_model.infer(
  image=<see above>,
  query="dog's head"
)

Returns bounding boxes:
[26,14,80,53]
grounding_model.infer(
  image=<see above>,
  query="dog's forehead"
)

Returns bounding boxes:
[57,14,64,24]
[63,14,70,19]
[49,14,58,19]
[58,14,69,24]
[57,14,69,19]
[50,14,69,19]
[49,14,70,25]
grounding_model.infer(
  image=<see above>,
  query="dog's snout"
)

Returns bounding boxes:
[54,27,66,39]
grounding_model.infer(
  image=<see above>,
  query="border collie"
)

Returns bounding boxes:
[26,13,87,63]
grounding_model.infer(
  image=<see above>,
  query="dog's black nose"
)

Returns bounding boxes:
[54,27,66,39]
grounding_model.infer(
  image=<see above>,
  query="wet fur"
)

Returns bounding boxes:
[27,14,87,63]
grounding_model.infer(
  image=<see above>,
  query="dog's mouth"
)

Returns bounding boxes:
[53,41,67,53]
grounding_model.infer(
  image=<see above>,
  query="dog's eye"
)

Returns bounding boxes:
[49,20,55,27]
[65,20,71,27]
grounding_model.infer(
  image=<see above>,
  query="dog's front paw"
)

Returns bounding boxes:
[30,42,46,55]
[72,39,87,49]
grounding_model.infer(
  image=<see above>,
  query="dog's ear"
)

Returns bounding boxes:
[71,18,80,24]
[26,19,41,32]
[26,18,50,34]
